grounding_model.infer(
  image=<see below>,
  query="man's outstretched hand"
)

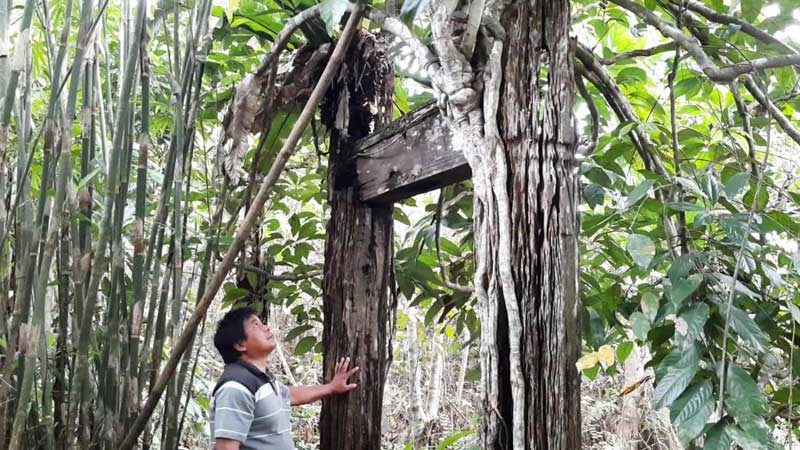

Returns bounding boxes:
[329,357,360,394]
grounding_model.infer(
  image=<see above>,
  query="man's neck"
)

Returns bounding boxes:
[238,354,268,373]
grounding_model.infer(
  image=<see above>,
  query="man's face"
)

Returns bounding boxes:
[236,315,277,358]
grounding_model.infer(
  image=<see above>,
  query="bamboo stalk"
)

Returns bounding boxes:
[118,8,366,449]
[75,0,147,446]
[128,31,151,429]
[10,0,96,443]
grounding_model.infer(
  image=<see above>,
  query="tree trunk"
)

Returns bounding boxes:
[429,1,580,448]
[319,32,395,450]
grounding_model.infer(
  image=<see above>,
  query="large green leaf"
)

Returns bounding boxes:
[626,234,655,269]
[724,172,750,198]
[741,0,763,22]
[641,291,660,322]
[725,365,767,423]
[729,306,769,353]
[294,336,318,355]
[678,302,709,343]
[626,179,655,207]
[743,184,769,211]
[669,274,703,307]
[727,421,779,450]
[630,312,651,342]
[285,324,314,341]
[703,422,733,450]
[653,344,700,410]
[670,380,714,445]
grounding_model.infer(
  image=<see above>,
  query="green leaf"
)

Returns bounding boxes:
[294,336,318,355]
[583,184,605,209]
[743,185,768,211]
[665,201,706,212]
[741,0,763,22]
[319,0,348,35]
[630,312,651,342]
[724,172,750,198]
[668,255,694,282]
[670,381,714,445]
[617,341,634,364]
[641,291,660,322]
[727,421,777,450]
[728,307,769,353]
[725,364,767,423]
[436,430,473,450]
[674,77,703,99]
[77,167,102,190]
[627,234,655,269]
[678,303,709,342]
[653,344,699,410]
[704,422,733,450]
[626,179,655,207]
[669,274,703,307]
[439,238,461,257]
[285,325,313,341]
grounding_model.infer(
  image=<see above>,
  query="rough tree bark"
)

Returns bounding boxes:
[319,32,395,450]
[426,1,580,448]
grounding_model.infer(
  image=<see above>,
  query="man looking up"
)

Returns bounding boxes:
[210,307,359,450]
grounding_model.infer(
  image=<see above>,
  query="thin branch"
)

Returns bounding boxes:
[610,0,800,82]
[742,76,800,146]
[575,73,598,158]
[255,5,321,78]
[716,117,771,419]
[671,0,800,55]
[575,43,666,175]
[576,43,681,255]
[598,42,677,65]
[236,264,322,281]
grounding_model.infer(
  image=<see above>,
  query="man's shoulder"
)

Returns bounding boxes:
[214,362,266,396]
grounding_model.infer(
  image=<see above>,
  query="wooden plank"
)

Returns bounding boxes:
[355,103,471,203]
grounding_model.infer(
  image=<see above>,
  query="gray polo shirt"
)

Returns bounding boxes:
[210,361,295,450]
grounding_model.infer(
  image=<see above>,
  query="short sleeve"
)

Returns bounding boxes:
[277,381,291,407]
[213,382,255,443]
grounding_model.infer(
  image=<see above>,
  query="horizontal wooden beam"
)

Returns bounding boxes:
[355,103,471,203]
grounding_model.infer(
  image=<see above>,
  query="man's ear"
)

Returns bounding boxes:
[233,340,247,353]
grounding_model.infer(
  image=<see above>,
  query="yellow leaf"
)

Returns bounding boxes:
[576,353,599,371]
[597,345,616,369]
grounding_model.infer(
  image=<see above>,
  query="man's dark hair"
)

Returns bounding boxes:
[214,307,257,364]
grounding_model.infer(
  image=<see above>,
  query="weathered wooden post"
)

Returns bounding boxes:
[319,32,395,450]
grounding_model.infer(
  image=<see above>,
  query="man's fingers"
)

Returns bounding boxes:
[347,366,360,377]
[346,383,357,390]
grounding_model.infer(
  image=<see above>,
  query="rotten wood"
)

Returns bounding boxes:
[355,102,470,203]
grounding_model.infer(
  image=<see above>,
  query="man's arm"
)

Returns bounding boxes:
[214,438,241,450]
[288,357,359,406]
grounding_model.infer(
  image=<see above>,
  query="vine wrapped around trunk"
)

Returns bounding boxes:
[427,1,581,448]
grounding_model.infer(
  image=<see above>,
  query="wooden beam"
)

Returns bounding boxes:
[355,103,471,203]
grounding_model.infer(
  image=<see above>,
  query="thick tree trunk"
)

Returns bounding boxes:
[505,3,581,449]
[430,1,580,448]
[319,32,395,450]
